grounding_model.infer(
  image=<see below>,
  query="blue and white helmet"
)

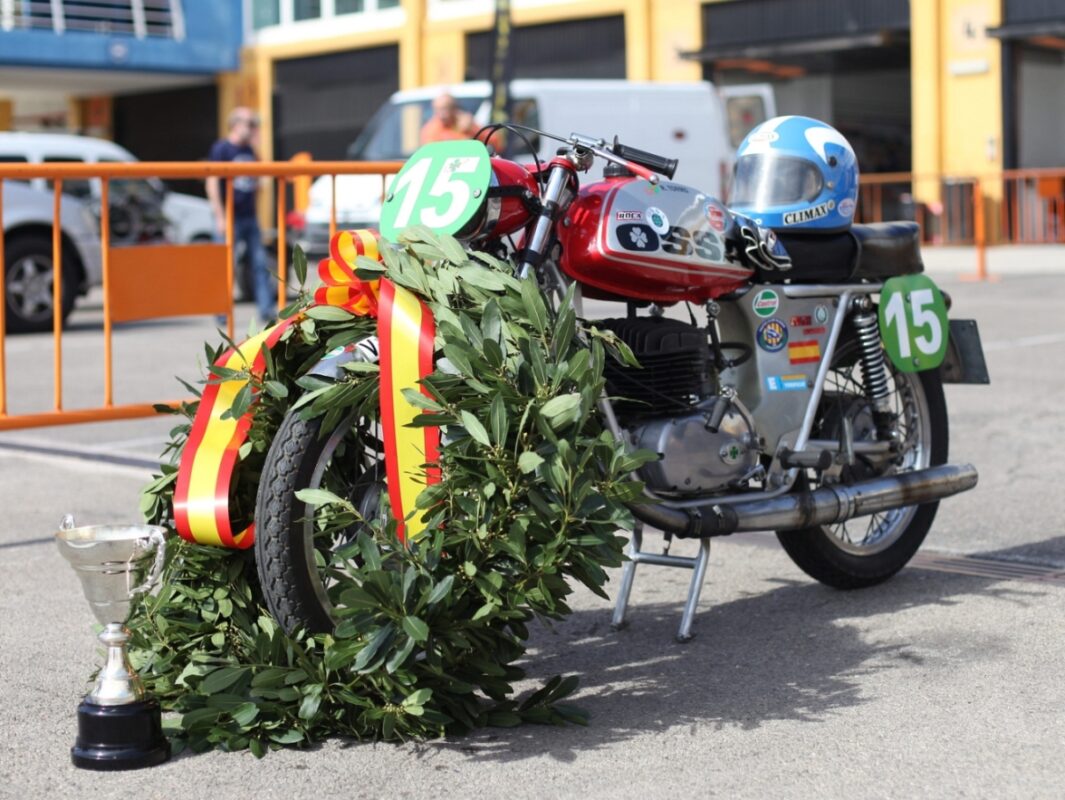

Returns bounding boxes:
[730,116,859,233]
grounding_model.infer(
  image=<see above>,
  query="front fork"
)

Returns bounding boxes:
[517,155,584,280]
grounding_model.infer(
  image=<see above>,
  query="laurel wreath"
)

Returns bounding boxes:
[130,229,650,755]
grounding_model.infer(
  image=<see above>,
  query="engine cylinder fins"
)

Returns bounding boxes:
[596,317,711,420]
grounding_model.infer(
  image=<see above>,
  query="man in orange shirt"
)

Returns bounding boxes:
[420,93,480,144]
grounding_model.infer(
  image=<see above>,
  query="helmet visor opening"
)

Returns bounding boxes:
[731,154,824,208]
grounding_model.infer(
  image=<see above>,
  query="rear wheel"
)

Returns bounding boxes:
[254,406,386,634]
[4,234,78,334]
[776,334,948,588]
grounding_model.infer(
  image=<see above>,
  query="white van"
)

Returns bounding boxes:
[295,79,775,258]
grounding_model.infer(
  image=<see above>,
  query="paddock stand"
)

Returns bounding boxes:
[611,521,712,643]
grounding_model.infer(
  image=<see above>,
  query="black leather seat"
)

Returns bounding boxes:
[851,222,924,279]
[772,221,924,283]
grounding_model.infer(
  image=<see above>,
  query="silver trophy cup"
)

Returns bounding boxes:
[55,516,171,770]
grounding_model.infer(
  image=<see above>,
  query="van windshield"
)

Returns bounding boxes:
[347,96,484,161]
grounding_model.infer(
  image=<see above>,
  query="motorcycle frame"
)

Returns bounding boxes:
[519,149,888,512]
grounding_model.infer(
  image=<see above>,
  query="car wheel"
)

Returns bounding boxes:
[4,234,78,334]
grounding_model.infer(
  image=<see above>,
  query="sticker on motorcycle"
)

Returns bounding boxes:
[380,140,492,241]
[878,274,949,372]
[766,374,808,392]
[756,318,788,352]
[752,288,780,318]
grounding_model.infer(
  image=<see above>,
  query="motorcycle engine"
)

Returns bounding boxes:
[597,317,760,495]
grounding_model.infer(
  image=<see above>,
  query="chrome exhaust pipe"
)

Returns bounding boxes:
[628,463,979,539]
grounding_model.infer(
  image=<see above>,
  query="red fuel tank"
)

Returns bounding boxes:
[558,176,752,304]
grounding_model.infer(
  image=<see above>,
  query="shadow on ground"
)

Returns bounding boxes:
[405,543,1050,764]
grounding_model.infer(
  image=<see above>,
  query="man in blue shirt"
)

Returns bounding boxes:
[206,107,274,325]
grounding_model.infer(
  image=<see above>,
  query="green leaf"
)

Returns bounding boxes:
[263,380,289,399]
[200,666,248,694]
[520,277,548,334]
[293,244,308,288]
[423,575,454,607]
[517,451,544,473]
[488,394,508,445]
[460,410,491,447]
[305,305,356,321]
[401,615,429,643]
[231,702,260,727]
[540,393,581,421]
[404,688,432,707]
[295,488,351,508]
[457,266,508,292]
[438,235,468,265]
[487,711,523,727]
[298,693,322,721]
[270,729,305,745]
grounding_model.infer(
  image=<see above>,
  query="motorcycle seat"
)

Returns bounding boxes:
[772,221,923,283]
[851,222,924,279]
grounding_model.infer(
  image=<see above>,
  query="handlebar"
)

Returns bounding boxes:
[611,142,678,181]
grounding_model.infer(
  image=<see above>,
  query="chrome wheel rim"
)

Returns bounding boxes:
[6,255,55,322]
[814,345,932,556]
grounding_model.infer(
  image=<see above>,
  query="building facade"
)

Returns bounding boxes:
[0,0,243,189]
[2,1,1062,186]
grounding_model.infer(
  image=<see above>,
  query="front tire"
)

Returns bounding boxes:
[255,407,385,634]
[776,335,949,589]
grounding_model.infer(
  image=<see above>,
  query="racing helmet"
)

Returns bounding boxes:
[730,116,859,233]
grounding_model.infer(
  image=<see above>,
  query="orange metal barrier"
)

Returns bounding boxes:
[857,173,980,247]
[0,159,401,431]
[1,160,1062,432]
[1000,168,1065,245]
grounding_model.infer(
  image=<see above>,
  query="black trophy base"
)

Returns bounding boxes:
[72,697,171,771]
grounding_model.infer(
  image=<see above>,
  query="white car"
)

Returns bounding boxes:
[2,180,102,333]
[0,132,215,245]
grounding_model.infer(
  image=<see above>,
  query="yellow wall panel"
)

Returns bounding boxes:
[940,0,1002,178]
[650,0,702,82]
[422,28,466,86]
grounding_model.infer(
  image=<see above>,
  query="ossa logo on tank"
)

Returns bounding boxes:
[617,224,724,262]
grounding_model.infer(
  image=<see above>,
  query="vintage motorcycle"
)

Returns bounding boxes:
[237,118,988,641]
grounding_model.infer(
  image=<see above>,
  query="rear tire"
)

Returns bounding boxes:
[4,234,78,334]
[776,336,949,589]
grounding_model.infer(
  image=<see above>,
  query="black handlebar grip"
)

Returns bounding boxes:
[613,143,678,180]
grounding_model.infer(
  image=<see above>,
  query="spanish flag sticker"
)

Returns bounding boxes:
[788,340,821,365]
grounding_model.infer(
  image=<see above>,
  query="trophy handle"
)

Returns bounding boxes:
[130,529,167,597]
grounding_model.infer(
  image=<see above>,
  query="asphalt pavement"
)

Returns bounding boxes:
[1,257,1063,798]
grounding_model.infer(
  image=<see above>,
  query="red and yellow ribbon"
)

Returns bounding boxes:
[173,319,296,549]
[173,228,439,548]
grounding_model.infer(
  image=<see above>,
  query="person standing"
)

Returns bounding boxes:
[420,93,480,144]
[206,107,274,325]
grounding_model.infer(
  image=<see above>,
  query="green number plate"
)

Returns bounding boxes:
[379,140,492,242]
[878,274,950,372]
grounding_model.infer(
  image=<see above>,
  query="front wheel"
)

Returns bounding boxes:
[776,335,949,589]
[255,407,385,635]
